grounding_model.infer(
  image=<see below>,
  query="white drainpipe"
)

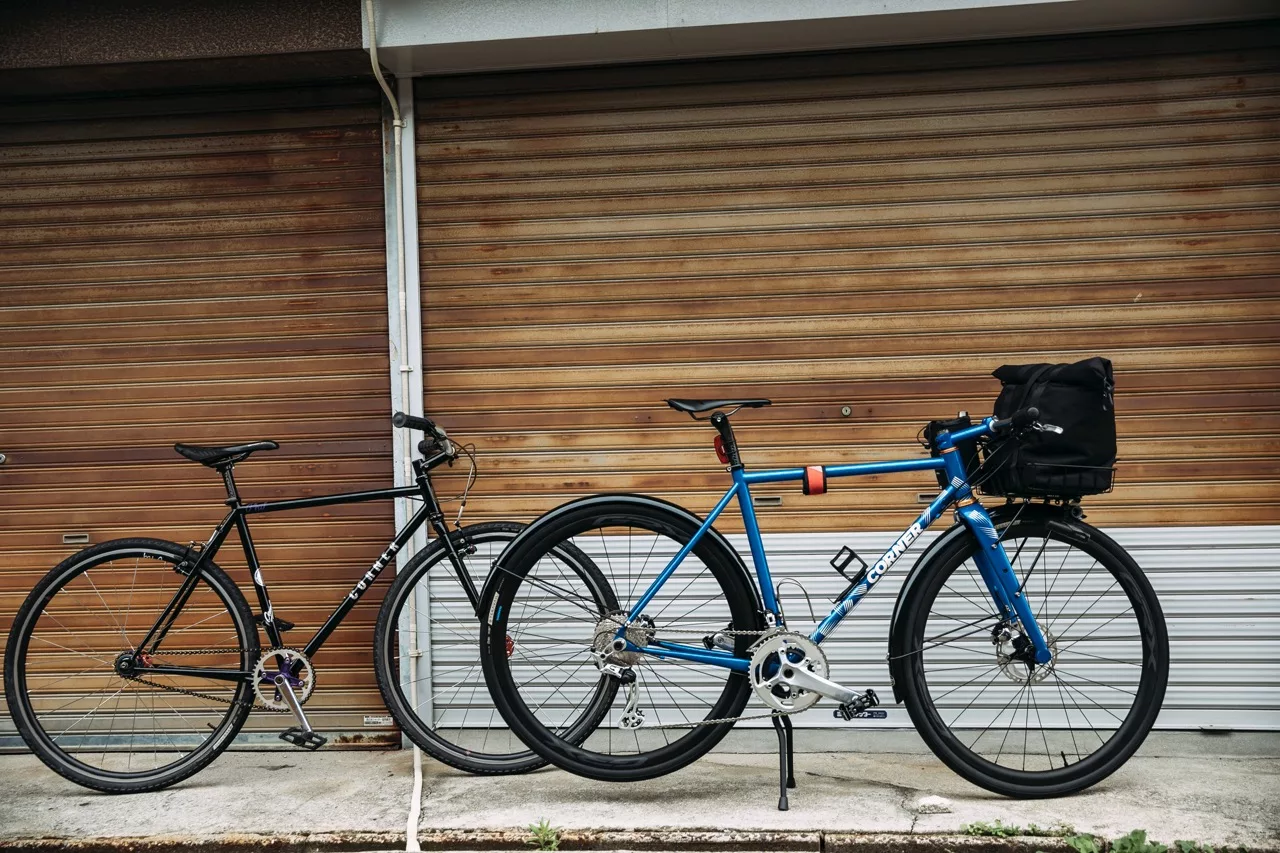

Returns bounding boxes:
[366,2,424,851]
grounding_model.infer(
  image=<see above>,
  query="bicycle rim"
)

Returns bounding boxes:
[6,541,255,790]
[378,523,614,772]
[903,519,1167,794]
[484,503,757,780]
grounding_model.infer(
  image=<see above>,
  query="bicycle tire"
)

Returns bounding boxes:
[898,516,1168,797]
[4,539,258,794]
[480,497,761,782]
[374,521,613,774]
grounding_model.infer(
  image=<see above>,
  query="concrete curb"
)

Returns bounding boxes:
[424,829,821,850]
[3,832,1276,853]
[0,833,402,853]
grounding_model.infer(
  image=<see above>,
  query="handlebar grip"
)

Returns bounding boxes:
[994,406,1040,432]
[392,411,437,432]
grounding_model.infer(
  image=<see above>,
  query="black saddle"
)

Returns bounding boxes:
[666,398,772,416]
[174,441,279,468]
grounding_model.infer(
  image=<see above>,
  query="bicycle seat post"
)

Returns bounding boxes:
[219,464,241,507]
[709,411,743,469]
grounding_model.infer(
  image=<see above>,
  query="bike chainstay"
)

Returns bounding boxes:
[595,616,807,730]
[120,646,296,713]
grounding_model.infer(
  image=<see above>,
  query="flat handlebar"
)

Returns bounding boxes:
[392,411,437,432]
[393,411,457,462]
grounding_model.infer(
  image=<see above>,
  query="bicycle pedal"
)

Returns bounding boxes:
[833,689,882,721]
[278,726,326,750]
[833,708,887,721]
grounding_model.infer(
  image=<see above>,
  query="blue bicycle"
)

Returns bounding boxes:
[478,399,1169,805]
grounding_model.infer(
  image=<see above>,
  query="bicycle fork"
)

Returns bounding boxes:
[956,502,1052,665]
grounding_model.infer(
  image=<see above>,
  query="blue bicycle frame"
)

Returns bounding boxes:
[617,416,1053,671]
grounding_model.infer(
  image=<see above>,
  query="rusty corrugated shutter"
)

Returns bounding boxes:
[0,80,396,745]
[416,23,1280,731]
[416,23,1280,530]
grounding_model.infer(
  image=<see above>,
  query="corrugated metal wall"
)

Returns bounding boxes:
[416,23,1279,531]
[416,24,1280,730]
[0,80,398,744]
[752,527,1278,731]
[443,528,1279,731]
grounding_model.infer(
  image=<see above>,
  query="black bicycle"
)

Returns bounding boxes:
[3,412,610,793]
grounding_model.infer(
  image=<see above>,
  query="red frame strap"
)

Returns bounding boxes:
[802,465,827,495]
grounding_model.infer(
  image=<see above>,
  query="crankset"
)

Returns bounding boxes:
[251,648,328,750]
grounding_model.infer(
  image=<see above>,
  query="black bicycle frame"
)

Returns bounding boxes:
[132,448,474,684]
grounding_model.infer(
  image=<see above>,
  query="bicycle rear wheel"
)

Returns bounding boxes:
[374,522,613,773]
[4,539,257,793]
[898,516,1168,797]
[480,497,762,782]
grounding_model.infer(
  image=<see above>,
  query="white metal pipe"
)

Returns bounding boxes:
[366,3,423,851]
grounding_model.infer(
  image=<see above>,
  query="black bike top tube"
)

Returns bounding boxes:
[241,484,423,514]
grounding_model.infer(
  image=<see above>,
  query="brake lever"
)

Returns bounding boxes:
[1031,422,1064,435]
[433,429,458,463]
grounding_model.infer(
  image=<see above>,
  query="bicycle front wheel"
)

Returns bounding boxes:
[374,521,612,774]
[898,516,1168,797]
[4,539,258,793]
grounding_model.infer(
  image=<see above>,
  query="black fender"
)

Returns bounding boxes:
[886,501,1088,702]
[484,492,766,630]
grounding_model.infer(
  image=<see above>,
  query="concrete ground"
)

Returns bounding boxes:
[1,731,1277,850]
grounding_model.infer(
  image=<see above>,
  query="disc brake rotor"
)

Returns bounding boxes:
[994,629,1057,684]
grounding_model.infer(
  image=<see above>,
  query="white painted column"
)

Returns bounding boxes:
[380,75,430,743]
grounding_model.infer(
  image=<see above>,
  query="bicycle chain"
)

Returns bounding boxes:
[124,624,820,731]
[120,647,297,713]
[594,617,807,730]
[596,612,774,638]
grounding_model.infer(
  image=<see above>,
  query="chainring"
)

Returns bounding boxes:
[252,648,315,710]
[749,630,828,713]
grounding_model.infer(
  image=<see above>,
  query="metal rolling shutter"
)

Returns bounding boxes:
[417,23,1280,729]
[0,80,396,745]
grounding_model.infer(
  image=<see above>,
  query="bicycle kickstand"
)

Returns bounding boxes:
[771,713,797,811]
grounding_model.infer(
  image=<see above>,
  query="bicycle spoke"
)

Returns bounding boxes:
[82,569,130,648]
[1053,607,1136,654]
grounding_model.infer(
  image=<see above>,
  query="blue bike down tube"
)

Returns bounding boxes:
[626,484,739,619]
[809,484,956,644]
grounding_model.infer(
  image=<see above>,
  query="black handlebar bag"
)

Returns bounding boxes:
[982,357,1116,498]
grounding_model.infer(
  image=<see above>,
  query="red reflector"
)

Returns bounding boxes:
[802,465,827,496]
[505,635,515,658]
[714,436,729,464]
